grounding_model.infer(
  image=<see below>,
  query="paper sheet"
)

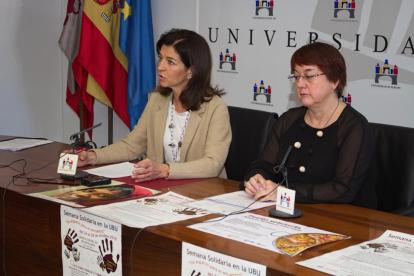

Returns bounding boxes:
[184,191,275,215]
[84,162,141,178]
[0,138,52,151]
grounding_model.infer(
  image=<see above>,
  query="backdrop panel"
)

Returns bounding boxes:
[198,0,414,128]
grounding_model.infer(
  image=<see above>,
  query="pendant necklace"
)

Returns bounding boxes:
[305,99,340,138]
[168,98,191,162]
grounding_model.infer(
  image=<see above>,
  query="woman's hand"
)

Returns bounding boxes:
[62,150,97,167]
[131,159,169,182]
[244,174,279,201]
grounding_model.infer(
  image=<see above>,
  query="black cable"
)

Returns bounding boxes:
[0,159,26,170]
[130,176,286,275]
[2,147,74,275]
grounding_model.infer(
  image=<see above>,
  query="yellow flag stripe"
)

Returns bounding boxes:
[86,74,112,107]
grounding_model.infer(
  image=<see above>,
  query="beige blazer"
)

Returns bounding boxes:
[92,92,232,179]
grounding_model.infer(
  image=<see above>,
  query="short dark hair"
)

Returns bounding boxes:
[156,28,225,110]
[290,42,346,98]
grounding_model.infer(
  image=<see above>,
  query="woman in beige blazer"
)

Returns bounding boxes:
[75,29,232,182]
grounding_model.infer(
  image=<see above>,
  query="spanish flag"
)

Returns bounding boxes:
[74,0,130,129]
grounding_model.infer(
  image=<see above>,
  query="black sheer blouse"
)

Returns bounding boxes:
[243,105,377,209]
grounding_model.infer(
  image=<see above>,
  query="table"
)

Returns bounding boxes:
[1,136,414,275]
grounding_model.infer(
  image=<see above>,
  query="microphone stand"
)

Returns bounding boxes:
[61,123,102,180]
[70,123,102,148]
[268,145,302,218]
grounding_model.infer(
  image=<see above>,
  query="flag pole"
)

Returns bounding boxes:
[108,107,113,145]
[79,95,85,145]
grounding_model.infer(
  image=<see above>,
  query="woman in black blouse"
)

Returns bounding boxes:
[243,42,377,209]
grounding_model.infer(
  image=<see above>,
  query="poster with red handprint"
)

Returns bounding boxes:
[61,205,122,276]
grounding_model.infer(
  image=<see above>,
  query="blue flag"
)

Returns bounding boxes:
[119,0,156,130]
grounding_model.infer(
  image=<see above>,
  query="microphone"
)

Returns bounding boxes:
[257,145,292,199]
[70,123,102,143]
[268,145,302,218]
[273,145,292,188]
[61,123,102,180]
[255,145,293,200]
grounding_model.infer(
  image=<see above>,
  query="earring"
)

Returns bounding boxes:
[187,75,192,80]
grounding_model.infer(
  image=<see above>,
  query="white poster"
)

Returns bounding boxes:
[61,206,122,276]
[189,213,349,256]
[297,230,414,276]
[182,242,266,276]
[84,192,210,228]
[199,0,414,128]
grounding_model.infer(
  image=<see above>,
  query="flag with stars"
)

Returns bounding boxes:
[119,0,156,129]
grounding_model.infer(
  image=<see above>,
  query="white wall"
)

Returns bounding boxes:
[0,1,64,141]
[1,0,412,146]
[0,0,196,147]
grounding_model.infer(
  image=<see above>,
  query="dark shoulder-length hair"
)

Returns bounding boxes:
[290,42,347,98]
[156,28,225,111]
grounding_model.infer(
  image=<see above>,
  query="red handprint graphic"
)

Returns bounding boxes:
[63,228,80,261]
[64,228,79,251]
[97,238,120,273]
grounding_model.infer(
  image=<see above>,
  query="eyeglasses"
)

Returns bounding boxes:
[288,73,325,83]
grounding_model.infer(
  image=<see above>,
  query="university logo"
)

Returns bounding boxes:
[279,192,291,207]
[334,0,356,19]
[341,93,352,105]
[254,0,274,17]
[218,49,237,71]
[253,80,272,103]
[375,59,398,85]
